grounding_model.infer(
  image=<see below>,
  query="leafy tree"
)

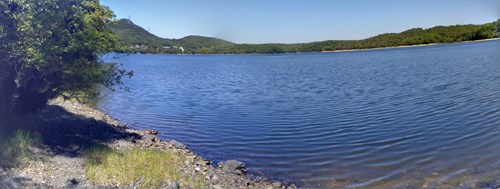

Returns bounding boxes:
[496,19,500,37]
[473,23,497,39]
[0,0,131,123]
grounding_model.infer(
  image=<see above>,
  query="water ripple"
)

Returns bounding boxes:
[99,40,500,188]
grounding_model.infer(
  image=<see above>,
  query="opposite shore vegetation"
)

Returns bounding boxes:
[0,0,499,188]
[112,18,500,54]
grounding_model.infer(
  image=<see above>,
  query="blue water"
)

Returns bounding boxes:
[98,40,500,188]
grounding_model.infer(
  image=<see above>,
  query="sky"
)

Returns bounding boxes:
[101,0,500,44]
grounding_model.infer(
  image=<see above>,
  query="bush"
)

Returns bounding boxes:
[0,0,132,123]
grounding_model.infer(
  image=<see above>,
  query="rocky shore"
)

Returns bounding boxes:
[0,98,298,189]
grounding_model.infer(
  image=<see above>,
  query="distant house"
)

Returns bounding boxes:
[132,45,148,50]
[162,46,185,53]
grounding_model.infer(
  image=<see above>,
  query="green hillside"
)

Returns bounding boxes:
[110,19,499,54]
[109,19,233,53]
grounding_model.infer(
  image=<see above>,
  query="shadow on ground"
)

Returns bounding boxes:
[3,105,139,157]
[0,104,140,188]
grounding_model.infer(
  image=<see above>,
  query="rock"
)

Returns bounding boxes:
[222,160,246,175]
[287,184,298,189]
[67,178,79,186]
[142,134,157,142]
[246,180,256,186]
[143,129,158,135]
[169,140,187,149]
[217,161,224,169]
[272,182,282,188]
[213,184,224,189]
[185,156,195,165]
[212,174,219,181]
[166,181,180,189]
[205,170,215,179]
[195,167,201,172]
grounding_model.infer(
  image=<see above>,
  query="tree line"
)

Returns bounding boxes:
[206,22,499,54]
[112,19,500,54]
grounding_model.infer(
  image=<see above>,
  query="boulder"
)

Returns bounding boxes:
[169,140,187,149]
[272,181,282,188]
[222,160,246,175]
[166,181,180,189]
[205,170,215,179]
[142,134,157,142]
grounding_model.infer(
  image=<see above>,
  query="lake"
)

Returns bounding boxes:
[98,40,500,188]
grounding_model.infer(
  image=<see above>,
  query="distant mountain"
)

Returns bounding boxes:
[175,35,233,49]
[109,19,233,53]
[110,18,499,54]
[109,19,172,48]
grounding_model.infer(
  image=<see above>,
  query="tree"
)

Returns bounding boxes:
[0,0,131,123]
[496,19,500,37]
[474,23,497,39]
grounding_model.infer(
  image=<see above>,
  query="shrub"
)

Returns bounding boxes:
[0,0,132,123]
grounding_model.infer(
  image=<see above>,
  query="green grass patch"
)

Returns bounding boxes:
[84,145,206,188]
[0,130,42,167]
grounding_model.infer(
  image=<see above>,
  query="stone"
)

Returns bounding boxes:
[142,134,156,142]
[287,184,298,189]
[195,167,201,172]
[205,170,215,179]
[213,185,224,189]
[212,174,219,181]
[185,156,195,165]
[246,180,256,186]
[166,181,180,189]
[222,160,246,175]
[67,178,79,186]
[169,140,187,149]
[272,182,282,188]
[144,129,158,135]
[217,161,224,168]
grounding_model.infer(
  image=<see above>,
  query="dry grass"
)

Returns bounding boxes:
[84,145,207,188]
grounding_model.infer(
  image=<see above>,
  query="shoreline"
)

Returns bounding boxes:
[324,38,500,53]
[118,37,500,56]
[0,98,296,189]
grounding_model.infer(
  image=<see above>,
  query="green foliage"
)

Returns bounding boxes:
[0,130,42,167]
[109,19,172,53]
[114,19,500,55]
[85,145,207,188]
[109,19,233,54]
[0,0,131,120]
[497,19,500,37]
[474,23,497,39]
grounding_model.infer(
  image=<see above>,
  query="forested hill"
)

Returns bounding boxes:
[111,19,500,54]
[109,19,234,54]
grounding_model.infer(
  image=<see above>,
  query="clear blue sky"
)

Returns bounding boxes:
[101,0,499,44]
